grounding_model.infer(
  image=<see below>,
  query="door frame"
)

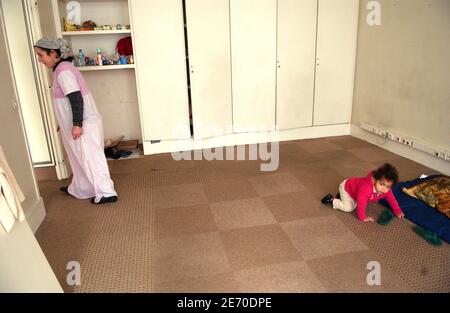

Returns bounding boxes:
[22,0,69,179]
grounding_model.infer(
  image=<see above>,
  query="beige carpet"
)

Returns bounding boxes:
[35,136,450,293]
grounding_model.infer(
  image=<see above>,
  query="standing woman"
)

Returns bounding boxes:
[34,38,117,204]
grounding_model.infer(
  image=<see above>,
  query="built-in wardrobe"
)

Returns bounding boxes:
[132,0,359,154]
[46,0,359,154]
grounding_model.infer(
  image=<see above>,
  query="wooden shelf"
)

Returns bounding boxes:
[77,64,135,72]
[62,30,131,36]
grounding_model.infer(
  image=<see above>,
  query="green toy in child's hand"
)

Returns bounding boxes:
[413,226,442,246]
[377,209,394,226]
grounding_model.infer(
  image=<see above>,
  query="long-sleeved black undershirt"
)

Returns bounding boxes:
[67,91,84,127]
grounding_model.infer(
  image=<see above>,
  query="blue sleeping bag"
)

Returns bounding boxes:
[380,175,450,243]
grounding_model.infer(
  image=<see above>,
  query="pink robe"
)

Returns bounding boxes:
[53,61,117,202]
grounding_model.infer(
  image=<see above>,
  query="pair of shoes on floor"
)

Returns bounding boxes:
[321,193,334,205]
[60,186,69,195]
[61,187,118,204]
[91,196,118,205]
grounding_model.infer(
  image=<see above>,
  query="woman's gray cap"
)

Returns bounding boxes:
[34,37,73,59]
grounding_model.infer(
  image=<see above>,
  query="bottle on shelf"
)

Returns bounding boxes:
[78,49,85,67]
[97,48,103,66]
[113,50,120,64]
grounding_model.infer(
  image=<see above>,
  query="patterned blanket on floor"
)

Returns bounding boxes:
[380,175,450,243]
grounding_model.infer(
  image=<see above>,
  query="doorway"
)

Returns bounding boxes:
[0,0,69,181]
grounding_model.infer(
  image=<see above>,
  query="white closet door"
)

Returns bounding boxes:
[186,0,233,139]
[230,0,277,132]
[313,0,359,126]
[277,0,317,130]
[2,0,52,165]
[130,0,190,141]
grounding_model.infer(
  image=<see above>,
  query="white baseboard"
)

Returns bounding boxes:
[25,198,46,234]
[351,125,450,175]
[144,124,351,155]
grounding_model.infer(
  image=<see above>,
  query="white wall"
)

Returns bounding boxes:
[37,0,57,37]
[83,70,142,142]
[0,221,62,292]
[352,0,450,152]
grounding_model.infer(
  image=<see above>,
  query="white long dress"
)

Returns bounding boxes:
[53,61,117,202]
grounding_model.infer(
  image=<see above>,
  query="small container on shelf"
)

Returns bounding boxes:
[97,48,103,66]
[81,20,96,31]
[113,51,121,64]
[120,55,128,65]
[78,49,85,67]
